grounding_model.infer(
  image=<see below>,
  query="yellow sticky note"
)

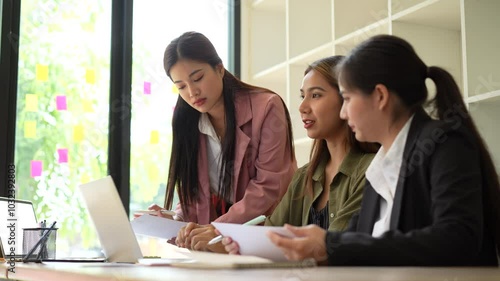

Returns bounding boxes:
[24,121,36,138]
[26,94,38,111]
[150,130,159,144]
[36,64,48,82]
[81,174,91,184]
[82,100,93,112]
[171,84,179,94]
[73,125,84,142]
[86,69,95,84]
[148,166,160,182]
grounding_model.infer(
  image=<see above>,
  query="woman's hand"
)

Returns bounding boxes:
[219,228,240,255]
[176,222,200,248]
[147,204,174,219]
[267,224,328,263]
[176,224,226,253]
[133,204,174,220]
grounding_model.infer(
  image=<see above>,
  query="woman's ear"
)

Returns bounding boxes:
[373,84,390,111]
[216,63,225,77]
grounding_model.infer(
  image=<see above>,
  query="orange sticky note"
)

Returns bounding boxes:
[171,84,179,94]
[150,130,159,144]
[82,100,93,112]
[36,64,49,81]
[73,125,84,142]
[26,94,38,111]
[24,121,36,138]
[86,69,95,84]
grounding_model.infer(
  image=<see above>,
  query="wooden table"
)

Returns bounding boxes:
[1,262,500,281]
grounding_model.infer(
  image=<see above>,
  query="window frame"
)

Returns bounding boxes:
[0,0,240,214]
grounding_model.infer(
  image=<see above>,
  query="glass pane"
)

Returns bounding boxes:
[0,0,3,51]
[15,0,111,257]
[130,0,229,255]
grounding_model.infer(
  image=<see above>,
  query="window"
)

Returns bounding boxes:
[15,0,112,257]
[3,0,235,258]
[130,0,229,254]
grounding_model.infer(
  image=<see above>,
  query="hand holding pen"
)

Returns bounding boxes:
[208,215,266,245]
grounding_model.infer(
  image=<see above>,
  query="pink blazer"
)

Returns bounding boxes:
[175,91,297,224]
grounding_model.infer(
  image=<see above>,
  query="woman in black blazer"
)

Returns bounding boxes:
[268,34,500,266]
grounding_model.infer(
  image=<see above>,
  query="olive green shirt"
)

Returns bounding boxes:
[265,149,375,231]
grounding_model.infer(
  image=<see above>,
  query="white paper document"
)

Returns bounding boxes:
[211,222,296,261]
[131,214,188,240]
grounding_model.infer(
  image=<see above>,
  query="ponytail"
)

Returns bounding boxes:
[428,66,500,253]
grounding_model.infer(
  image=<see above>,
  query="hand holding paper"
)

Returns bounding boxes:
[131,214,187,240]
[211,222,296,261]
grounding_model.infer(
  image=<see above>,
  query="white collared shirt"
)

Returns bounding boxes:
[366,115,414,237]
[198,113,232,203]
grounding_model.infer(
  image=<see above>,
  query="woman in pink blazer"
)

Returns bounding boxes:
[150,31,296,251]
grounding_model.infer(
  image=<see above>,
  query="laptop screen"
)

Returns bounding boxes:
[0,198,38,255]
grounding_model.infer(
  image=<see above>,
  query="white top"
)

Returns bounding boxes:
[366,115,414,237]
[198,113,232,202]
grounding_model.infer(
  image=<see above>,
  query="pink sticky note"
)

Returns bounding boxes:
[57,148,68,163]
[144,81,151,95]
[56,95,67,110]
[30,160,43,177]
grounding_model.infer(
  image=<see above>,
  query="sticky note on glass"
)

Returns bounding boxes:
[171,84,179,94]
[144,81,151,95]
[148,166,160,182]
[57,148,68,163]
[56,95,67,110]
[26,94,38,111]
[73,125,84,142]
[86,69,95,84]
[81,174,90,184]
[82,100,93,112]
[24,121,36,138]
[150,130,159,144]
[36,64,48,81]
[30,160,43,177]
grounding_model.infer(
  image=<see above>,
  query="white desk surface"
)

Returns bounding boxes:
[1,262,500,281]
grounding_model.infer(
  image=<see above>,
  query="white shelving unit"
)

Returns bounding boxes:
[241,0,500,171]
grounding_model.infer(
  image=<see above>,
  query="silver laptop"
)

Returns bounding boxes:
[78,176,143,263]
[0,197,38,257]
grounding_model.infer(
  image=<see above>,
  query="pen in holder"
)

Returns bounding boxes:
[22,221,58,262]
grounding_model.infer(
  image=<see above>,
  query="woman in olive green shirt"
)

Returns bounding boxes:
[222,56,379,254]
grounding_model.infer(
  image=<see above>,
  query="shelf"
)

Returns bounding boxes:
[294,138,313,167]
[392,21,462,92]
[469,98,500,175]
[392,0,460,31]
[252,0,284,11]
[251,62,287,102]
[288,42,333,66]
[467,90,500,104]
[249,2,286,75]
[334,19,390,55]
[288,0,332,58]
[391,0,428,15]
[333,0,388,39]
[288,65,308,140]
[463,0,500,97]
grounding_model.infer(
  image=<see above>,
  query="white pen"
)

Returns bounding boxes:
[135,209,176,216]
[207,215,266,245]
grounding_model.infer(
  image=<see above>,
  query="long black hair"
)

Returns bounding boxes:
[163,31,294,217]
[303,56,379,195]
[336,34,500,253]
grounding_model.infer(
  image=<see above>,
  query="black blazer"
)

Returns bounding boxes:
[326,109,498,266]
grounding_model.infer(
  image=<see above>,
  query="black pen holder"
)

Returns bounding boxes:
[22,227,58,260]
